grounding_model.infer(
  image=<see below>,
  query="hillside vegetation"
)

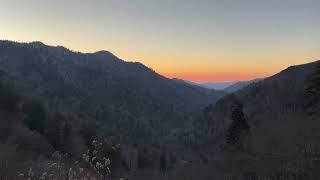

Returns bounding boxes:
[0,40,319,179]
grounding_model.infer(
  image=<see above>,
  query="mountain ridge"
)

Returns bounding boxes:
[0,40,223,147]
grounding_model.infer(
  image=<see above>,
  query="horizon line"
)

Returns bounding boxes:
[1,39,317,83]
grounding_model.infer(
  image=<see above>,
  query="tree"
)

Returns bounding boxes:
[305,63,320,114]
[0,83,20,112]
[82,138,113,179]
[137,147,153,169]
[79,120,98,145]
[45,114,63,150]
[226,100,250,147]
[45,113,74,153]
[22,100,46,134]
[160,151,167,175]
[60,121,74,153]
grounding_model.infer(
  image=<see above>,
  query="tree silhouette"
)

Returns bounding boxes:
[160,151,167,175]
[0,83,20,112]
[226,100,250,146]
[22,100,46,134]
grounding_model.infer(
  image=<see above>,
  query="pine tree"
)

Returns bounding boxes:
[22,100,46,134]
[160,151,167,175]
[226,100,250,146]
[0,82,20,112]
[45,113,63,150]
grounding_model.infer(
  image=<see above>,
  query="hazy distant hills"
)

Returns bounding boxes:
[180,78,262,93]
[198,82,235,90]
[223,78,262,93]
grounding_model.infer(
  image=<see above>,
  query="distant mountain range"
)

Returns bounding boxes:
[223,78,262,93]
[177,78,263,93]
[198,82,235,90]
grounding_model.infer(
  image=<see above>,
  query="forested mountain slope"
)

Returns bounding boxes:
[0,40,224,179]
[0,40,223,142]
[190,60,320,179]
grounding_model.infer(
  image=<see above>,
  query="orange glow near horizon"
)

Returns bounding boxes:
[1,35,317,83]
[148,61,308,83]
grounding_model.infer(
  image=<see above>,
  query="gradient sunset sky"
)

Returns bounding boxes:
[1,0,319,83]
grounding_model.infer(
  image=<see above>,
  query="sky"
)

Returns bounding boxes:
[0,0,319,83]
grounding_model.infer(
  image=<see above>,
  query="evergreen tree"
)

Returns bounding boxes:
[0,83,20,112]
[159,151,167,175]
[137,147,152,169]
[22,100,46,134]
[45,113,63,150]
[61,121,73,152]
[79,120,97,145]
[226,100,250,146]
